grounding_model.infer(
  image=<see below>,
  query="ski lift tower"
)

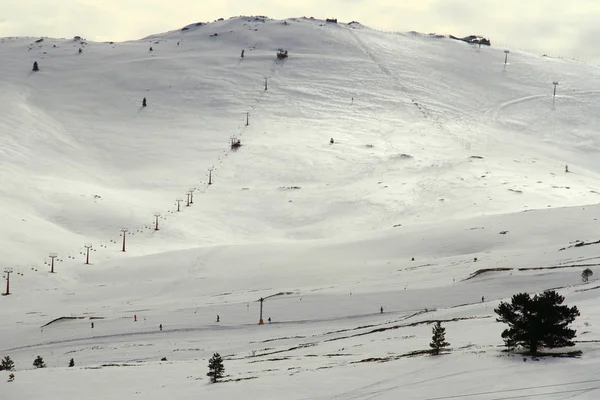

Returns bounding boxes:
[3,268,13,295]
[257,292,286,324]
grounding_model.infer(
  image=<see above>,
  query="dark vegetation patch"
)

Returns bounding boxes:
[262,336,306,343]
[575,285,600,293]
[559,239,600,251]
[221,376,258,383]
[466,268,512,280]
[100,363,138,367]
[352,349,435,364]
[325,316,489,343]
[518,263,600,271]
[504,350,582,359]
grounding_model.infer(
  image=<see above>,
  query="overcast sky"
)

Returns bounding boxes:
[1,0,598,62]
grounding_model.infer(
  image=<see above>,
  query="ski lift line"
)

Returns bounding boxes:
[19,56,285,275]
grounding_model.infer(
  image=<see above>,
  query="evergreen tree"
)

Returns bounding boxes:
[206,353,225,383]
[429,322,450,355]
[1,356,15,371]
[68,358,74,367]
[33,355,46,368]
[582,268,593,283]
[495,290,580,354]
[32,61,39,72]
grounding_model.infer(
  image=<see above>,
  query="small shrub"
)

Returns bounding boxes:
[429,322,450,355]
[207,353,225,383]
[33,356,46,368]
[1,356,15,371]
[582,268,593,283]
[68,358,74,367]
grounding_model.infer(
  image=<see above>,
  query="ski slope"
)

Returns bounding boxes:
[2,16,600,399]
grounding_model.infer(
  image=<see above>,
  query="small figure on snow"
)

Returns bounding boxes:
[78,47,82,54]
[481,296,485,303]
[32,61,39,72]
[216,315,220,323]
[565,164,569,173]
[330,138,334,144]
[411,257,415,261]
[268,317,271,324]
[149,46,153,52]
[380,306,384,314]
[142,97,147,107]
[159,324,163,331]
[241,49,245,58]
[134,314,137,322]
[91,322,94,329]
[474,257,478,262]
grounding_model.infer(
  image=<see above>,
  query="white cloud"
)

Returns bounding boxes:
[1,0,599,62]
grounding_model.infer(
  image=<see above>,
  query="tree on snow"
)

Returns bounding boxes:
[429,322,450,355]
[32,61,39,71]
[33,356,46,368]
[1,356,15,371]
[69,358,75,367]
[582,268,593,283]
[495,290,580,354]
[207,353,225,383]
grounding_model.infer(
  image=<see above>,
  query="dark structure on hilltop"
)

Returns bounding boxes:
[450,34,491,46]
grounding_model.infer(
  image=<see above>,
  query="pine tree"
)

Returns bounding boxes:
[429,322,450,355]
[1,356,15,371]
[68,358,74,367]
[495,290,580,354]
[206,353,225,383]
[33,355,46,368]
[32,61,39,72]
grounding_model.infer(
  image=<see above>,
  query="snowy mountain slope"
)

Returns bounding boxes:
[2,16,600,265]
[2,16,600,399]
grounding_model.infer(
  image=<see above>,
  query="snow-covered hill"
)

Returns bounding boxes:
[2,16,600,399]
